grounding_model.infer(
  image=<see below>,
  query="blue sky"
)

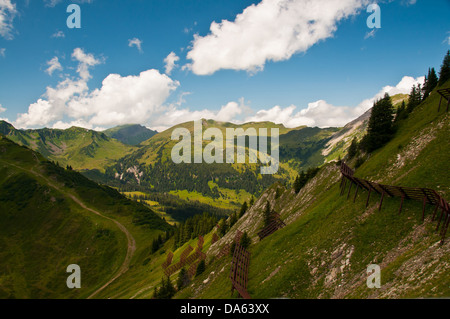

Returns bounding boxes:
[0,0,449,131]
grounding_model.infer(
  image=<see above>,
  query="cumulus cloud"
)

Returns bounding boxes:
[45,57,63,76]
[71,47,102,80]
[150,98,248,132]
[15,48,179,129]
[185,0,368,75]
[164,52,180,75]
[356,75,425,112]
[15,77,89,128]
[0,0,17,40]
[128,38,143,53]
[0,103,6,113]
[66,70,179,127]
[0,47,5,57]
[244,76,425,128]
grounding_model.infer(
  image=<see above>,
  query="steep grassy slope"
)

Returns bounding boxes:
[0,122,136,172]
[0,136,171,298]
[176,85,449,299]
[102,124,157,146]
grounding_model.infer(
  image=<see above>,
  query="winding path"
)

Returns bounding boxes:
[0,158,136,299]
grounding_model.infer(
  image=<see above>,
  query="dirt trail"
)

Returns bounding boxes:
[0,159,136,299]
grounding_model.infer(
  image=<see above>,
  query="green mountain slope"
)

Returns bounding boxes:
[102,124,157,146]
[174,84,449,299]
[95,120,338,211]
[0,122,136,172]
[0,136,171,298]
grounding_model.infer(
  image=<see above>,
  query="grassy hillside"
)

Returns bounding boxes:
[92,120,338,212]
[173,84,449,299]
[102,124,157,146]
[0,136,171,298]
[0,122,136,172]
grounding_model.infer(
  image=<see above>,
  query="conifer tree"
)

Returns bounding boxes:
[240,231,251,250]
[407,85,422,113]
[195,260,206,277]
[238,201,248,218]
[438,50,450,85]
[423,68,438,99]
[263,201,272,227]
[176,268,190,290]
[363,93,394,152]
[347,137,358,159]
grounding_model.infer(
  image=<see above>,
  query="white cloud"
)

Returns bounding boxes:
[244,76,425,128]
[15,48,179,129]
[51,30,65,38]
[356,75,425,112]
[45,57,63,76]
[66,70,179,127]
[71,47,102,80]
[164,52,180,75]
[0,47,5,57]
[15,77,89,128]
[0,103,6,113]
[149,98,248,132]
[15,99,61,128]
[0,0,17,40]
[144,75,424,131]
[128,38,143,53]
[185,0,367,75]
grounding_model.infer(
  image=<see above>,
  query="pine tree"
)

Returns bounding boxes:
[218,218,228,237]
[423,68,438,99]
[347,137,358,159]
[151,238,160,253]
[195,260,206,277]
[363,93,394,153]
[176,268,190,290]
[249,196,255,206]
[153,277,176,299]
[293,175,301,194]
[394,101,408,124]
[229,212,238,228]
[263,201,273,227]
[240,231,251,250]
[407,84,422,113]
[438,50,450,86]
[238,201,248,218]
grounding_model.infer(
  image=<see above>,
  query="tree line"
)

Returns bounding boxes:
[347,50,450,162]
